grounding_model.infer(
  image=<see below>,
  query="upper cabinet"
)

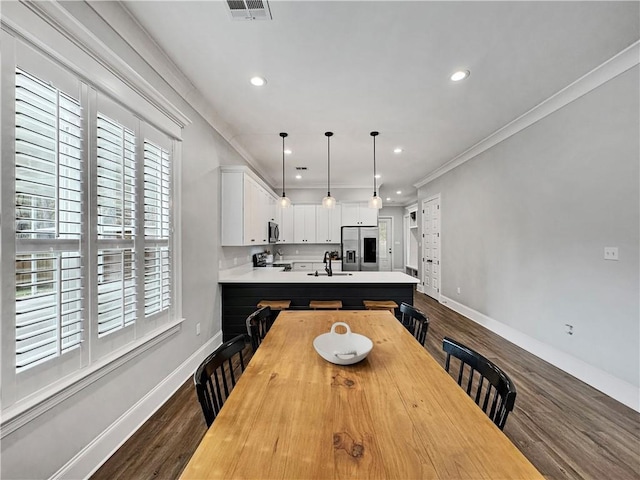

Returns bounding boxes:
[316,206,342,243]
[221,167,277,246]
[222,176,379,246]
[341,202,378,226]
[293,204,317,243]
[277,204,294,244]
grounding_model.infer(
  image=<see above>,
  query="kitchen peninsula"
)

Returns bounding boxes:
[219,266,420,341]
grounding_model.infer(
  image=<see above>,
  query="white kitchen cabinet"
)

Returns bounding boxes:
[316,206,342,243]
[221,167,278,246]
[341,202,378,226]
[292,262,313,271]
[293,205,317,243]
[292,261,341,273]
[277,204,294,243]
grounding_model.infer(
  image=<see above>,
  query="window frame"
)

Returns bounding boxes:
[0,29,184,429]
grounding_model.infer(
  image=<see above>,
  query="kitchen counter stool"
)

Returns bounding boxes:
[257,299,291,327]
[363,300,398,314]
[309,300,342,310]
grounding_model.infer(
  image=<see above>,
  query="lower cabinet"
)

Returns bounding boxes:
[292,261,342,272]
[292,262,313,272]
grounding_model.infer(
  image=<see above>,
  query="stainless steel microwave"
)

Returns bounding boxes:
[268,221,279,243]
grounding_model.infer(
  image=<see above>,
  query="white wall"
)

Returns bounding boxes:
[418,66,639,404]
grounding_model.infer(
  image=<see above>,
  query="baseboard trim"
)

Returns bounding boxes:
[439,295,639,412]
[50,332,223,480]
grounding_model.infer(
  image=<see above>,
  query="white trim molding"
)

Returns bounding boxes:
[2,0,191,134]
[87,1,277,186]
[415,41,640,189]
[50,331,223,480]
[439,295,640,412]
[1,319,186,438]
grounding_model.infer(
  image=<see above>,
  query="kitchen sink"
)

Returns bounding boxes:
[306,272,353,276]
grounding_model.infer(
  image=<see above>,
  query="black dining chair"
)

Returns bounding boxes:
[245,306,271,352]
[399,302,429,346]
[442,337,517,430]
[194,334,248,427]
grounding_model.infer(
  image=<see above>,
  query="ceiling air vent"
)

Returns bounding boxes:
[226,0,272,21]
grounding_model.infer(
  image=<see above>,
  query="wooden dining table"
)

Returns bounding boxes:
[181,310,543,479]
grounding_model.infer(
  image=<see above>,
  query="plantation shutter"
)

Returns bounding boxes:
[143,140,171,317]
[96,113,137,335]
[14,68,83,371]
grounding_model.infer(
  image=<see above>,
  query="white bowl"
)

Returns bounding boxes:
[313,322,373,365]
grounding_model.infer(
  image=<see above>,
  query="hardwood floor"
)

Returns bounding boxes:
[93,292,640,479]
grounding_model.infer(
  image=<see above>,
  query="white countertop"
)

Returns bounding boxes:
[219,265,420,284]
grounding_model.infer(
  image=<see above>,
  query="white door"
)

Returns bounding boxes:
[422,196,441,299]
[378,217,392,271]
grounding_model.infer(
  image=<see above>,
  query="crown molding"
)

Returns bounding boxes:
[11,0,192,131]
[415,40,640,189]
[90,1,275,185]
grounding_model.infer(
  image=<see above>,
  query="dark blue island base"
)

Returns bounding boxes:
[221,282,414,341]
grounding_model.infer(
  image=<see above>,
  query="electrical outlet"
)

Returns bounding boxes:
[233,257,238,265]
[196,323,201,336]
[457,287,461,295]
[604,247,618,261]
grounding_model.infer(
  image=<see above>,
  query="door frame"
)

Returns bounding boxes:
[378,216,394,271]
[420,194,441,301]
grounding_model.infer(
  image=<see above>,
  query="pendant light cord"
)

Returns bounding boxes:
[325,131,333,196]
[371,131,379,196]
[327,135,330,195]
[280,132,287,197]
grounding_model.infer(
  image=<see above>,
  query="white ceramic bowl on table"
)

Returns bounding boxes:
[313,322,373,365]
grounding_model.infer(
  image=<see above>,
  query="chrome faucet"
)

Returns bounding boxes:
[323,251,333,276]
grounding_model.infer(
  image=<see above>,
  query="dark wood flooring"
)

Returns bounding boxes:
[92,292,640,480]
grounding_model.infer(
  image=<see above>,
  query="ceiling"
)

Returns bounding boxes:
[122,1,639,206]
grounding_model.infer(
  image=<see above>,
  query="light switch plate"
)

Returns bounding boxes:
[604,247,619,261]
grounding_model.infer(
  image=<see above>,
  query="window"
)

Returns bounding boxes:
[96,113,137,336]
[143,140,171,317]
[8,66,174,379]
[14,68,83,371]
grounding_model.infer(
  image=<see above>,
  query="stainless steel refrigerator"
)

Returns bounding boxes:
[341,226,379,271]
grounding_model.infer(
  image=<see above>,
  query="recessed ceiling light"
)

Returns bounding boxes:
[374,174,381,179]
[250,76,267,86]
[284,149,292,155]
[450,70,470,82]
[393,148,403,154]
[295,174,302,179]
[386,197,391,201]
[396,190,402,195]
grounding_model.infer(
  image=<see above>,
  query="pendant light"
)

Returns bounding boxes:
[322,131,336,209]
[278,132,291,208]
[368,131,383,209]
